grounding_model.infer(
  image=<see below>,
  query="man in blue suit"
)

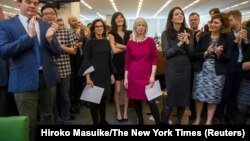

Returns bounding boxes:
[0,0,62,140]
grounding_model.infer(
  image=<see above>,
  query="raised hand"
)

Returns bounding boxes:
[234,30,241,43]
[183,30,190,45]
[28,16,37,38]
[207,44,213,54]
[177,30,190,46]
[241,29,249,44]
[46,22,58,41]
[215,45,224,56]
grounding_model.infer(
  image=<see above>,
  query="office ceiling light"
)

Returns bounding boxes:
[2,4,20,11]
[242,11,250,15]
[183,0,200,10]
[80,0,104,19]
[80,0,93,10]
[109,0,118,12]
[242,15,250,20]
[3,11,15,15]
[221,0,250,11]
[96,12,104,19]
[153,0,173,18]
[80,14,88,20]
[136,0,143,17]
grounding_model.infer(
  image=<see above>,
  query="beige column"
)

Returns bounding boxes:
[106,14,112,26]
[71,2,80,19]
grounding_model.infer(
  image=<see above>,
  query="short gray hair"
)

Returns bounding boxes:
[132,17,148,36]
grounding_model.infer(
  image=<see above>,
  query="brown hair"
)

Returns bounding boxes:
[90,18,107,40]
[209,8,220,15]
[227,10,242,21]
[189,12,200,18]
[211,13,230,33]
[111,12,127,33]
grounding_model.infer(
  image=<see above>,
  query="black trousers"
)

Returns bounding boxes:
[215,64,242,123]
[134,99,160,125]
[0,87,19,116]
[89,96,107,125]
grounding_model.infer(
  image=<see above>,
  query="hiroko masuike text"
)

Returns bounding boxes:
[40,128,245,137]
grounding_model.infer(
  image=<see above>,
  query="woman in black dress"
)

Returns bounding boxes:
[79,19,116,124]
[109,12,132,122]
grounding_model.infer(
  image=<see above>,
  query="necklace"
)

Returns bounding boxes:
[135,36,146,43]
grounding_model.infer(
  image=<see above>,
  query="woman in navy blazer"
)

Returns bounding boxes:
[192,13,233,125]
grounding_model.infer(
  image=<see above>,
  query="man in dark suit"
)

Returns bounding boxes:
[215,10,250,125]
[0,0,61,140]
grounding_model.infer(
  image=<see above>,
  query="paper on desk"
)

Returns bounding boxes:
[145,80,162,101]
[80,85,104,104]
[82,66,95,76]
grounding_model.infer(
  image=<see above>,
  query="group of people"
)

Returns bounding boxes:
[162,7,250,126]
[1,0,250,141]
[0,1,160,140]
[187,8,250,126]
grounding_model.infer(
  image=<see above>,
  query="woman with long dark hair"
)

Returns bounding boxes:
[161,7,194,125]
[109,12,132,122]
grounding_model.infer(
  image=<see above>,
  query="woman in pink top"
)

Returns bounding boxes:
[124,17,160,125]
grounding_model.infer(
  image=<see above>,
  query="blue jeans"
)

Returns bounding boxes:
[56,75,71,121]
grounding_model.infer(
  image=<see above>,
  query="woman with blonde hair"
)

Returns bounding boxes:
[124,17,160,125]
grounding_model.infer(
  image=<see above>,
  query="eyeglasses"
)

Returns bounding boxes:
[43,12,56,16]
[95,25,103,29]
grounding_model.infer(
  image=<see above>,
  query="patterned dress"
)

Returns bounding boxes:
[193,39,225,104]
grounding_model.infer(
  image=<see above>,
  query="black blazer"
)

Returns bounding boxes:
[228,27,250,73]
[194,32,233,75]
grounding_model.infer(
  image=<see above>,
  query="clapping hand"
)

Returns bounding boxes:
[215,45,224,56]
[28,16,37,38]
[240,29,249,44]
[177,30,190,46]
[46,22,58,42]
